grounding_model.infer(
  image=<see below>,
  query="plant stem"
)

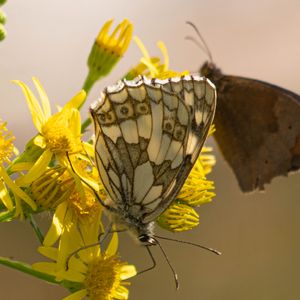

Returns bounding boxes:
[28,214,44,244]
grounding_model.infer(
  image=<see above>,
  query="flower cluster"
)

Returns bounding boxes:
[0,18,216,299]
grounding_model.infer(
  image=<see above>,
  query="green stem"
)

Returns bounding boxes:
[82,71,99,96]
[0,256,59,285]
[0,209,15,222]
[28,214,44,244]
[81,117,92,133]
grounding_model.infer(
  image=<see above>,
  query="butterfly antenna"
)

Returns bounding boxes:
[154,238,179,290]
[185,21,214,63]
[155,235,221,256]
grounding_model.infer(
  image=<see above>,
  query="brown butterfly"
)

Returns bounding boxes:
[187,22,300,192]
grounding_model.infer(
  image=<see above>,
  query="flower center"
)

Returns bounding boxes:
[85,255,124,300]
[43,124,76,153]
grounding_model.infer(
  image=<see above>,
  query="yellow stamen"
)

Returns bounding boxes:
[85,255,129,300]
[157,202,199,232]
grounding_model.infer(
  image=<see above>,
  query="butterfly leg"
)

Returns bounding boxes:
[137,245,157,276]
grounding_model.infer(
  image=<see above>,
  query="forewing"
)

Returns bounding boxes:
[214,75,300,192]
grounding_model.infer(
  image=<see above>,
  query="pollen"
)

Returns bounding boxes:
[0,120,15,164]
[85,255,128,300]
[42,124,77,154]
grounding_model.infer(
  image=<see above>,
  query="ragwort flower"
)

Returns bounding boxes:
[0,120,36,215]
[84,19,133,93]
[13,78,86,188]
[33,219,136,300]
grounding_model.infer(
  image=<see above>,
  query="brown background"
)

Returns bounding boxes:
[1,1,300,299]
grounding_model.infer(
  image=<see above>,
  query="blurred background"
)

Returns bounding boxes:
[1,0,300,299]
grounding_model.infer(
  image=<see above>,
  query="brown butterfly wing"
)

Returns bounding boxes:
[213,75,300,192]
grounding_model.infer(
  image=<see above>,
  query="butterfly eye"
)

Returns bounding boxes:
[138,234,157,245]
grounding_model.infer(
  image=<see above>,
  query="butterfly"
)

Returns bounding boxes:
[90,75,216,244]
[186,22,300,192]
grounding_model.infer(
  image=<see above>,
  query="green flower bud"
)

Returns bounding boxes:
[0,23,6,41]
[0,10,6,24]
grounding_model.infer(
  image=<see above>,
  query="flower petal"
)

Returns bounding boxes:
[114,285,129,299]
[43,201,68,246]
[38,246,58,260]
[32,77,52,119]
[63,91,86,111]
[16,149,52,187]
[32,262,57,276]
[0,179,14,210]
[0,167,36,210]
[106,232,118,257]
[120,265,137,280]
[62,289,87,300]
[13,80,46,132]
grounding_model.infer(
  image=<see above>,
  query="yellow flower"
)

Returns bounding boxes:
[84,19,133,93]
[0,120,36,214]
[33,159,103,246]
[13,78,86,188]
[33,219,136,300]
[131,36,189,79]
[177,156,215,207]
[156,201,199,232]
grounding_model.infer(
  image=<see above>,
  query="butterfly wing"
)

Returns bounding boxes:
[143,76,216,223]
[90,75,216,224]
[214,75,300,192]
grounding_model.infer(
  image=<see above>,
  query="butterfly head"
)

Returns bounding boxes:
[138,234,157,246]
[200,61,222,82]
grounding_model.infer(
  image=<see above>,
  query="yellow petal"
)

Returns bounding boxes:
[0,180,14,210]
[32,262,57,276]
[33,135,46,149]
[43,201,68,246]
[13,80,46,132]
[82,142,95,159]
[63,90,86,111]
[38,246,58,260]
[62,289,87,300]
[59,270,85,283]
[97,19,114,44]
[133,36,150,61]
[120,265,137,280]
[68,257,88,274]
[157,41,169,71]
[114,285,129,300]
[16,149,52,187]
[106,232,118,257]
[32,77,52,119]
[69,109,81,138]
[0,167,36,210]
